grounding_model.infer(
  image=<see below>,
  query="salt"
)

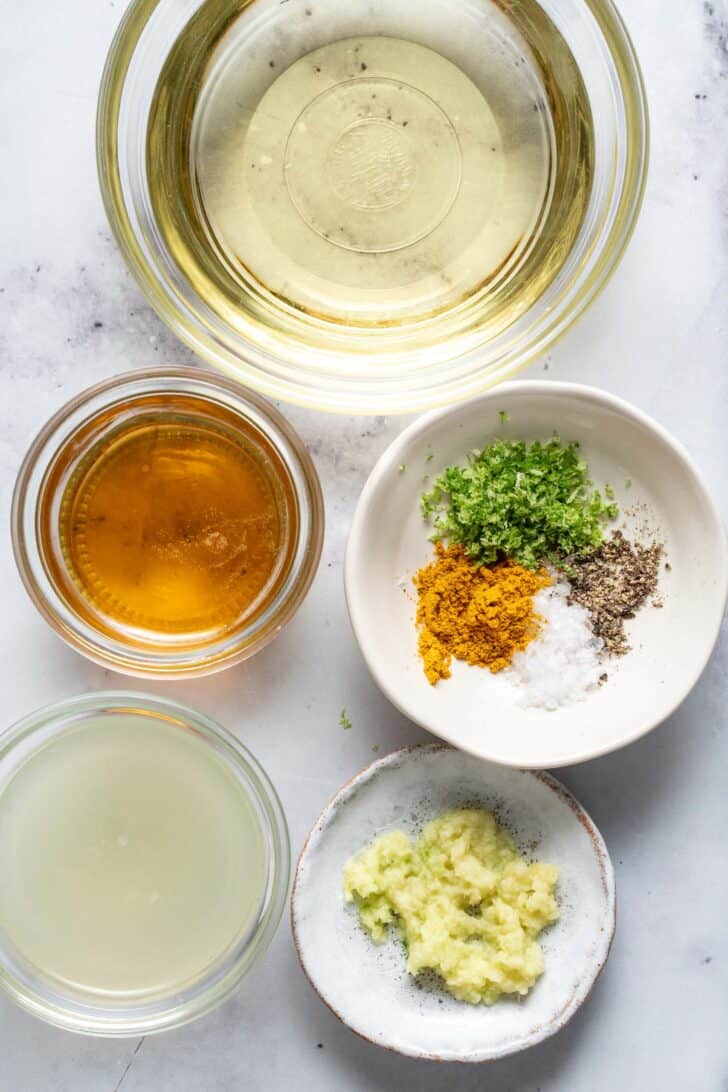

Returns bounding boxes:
[508,583,605,710]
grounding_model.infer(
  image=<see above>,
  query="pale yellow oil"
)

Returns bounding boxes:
[0,714,266,997]
[147,1,593,336]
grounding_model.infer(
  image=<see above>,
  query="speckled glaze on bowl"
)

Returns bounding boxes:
[291,744,615,1063]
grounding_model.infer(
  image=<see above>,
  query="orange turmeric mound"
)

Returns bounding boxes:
[413,544,551,685]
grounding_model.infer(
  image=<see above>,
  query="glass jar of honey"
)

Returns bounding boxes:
[12,368,323,677]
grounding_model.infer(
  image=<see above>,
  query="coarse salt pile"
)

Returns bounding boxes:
[509,583,604,710]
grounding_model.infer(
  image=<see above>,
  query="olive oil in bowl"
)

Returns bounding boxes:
[99,0,648,410]
[147,0,593,341]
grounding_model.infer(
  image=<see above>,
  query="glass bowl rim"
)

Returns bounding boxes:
[0,689,291,1036]
[96,0,650,414]
[11,366,325,678]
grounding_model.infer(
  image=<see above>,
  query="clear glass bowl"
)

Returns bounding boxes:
[11,368,324,677]
[0,691,290,1036]
[98,0,648,414]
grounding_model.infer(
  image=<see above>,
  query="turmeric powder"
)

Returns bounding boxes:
[413,544,551,685]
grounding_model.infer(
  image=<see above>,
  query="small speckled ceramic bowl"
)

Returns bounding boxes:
[291,743,615,1062]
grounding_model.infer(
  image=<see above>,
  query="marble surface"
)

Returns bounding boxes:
[0,0,727,1088]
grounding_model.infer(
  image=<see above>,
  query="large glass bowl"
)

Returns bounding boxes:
[98,0,648,414]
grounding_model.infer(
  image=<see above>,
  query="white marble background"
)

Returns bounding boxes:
[1,0,727,1088]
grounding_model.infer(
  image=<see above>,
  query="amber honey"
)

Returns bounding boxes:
[39,393,298,649]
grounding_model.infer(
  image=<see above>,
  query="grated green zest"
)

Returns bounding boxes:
[421,436,617,570]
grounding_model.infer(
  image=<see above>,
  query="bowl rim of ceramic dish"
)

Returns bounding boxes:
[11,366,324,678]
[291,742,616,1062]
[344,380,728,766]
[0,690,290,1036]
[96,0,649,414]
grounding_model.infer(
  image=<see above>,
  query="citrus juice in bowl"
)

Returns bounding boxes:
[0,693,290,1035]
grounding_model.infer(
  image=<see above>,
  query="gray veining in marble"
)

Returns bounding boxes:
[1,0,727,1089]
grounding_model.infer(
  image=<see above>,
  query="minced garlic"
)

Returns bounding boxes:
[343,808,559,1005]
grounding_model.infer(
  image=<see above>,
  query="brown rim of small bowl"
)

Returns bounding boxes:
[290,742,616,1063]
[10,366,324,678]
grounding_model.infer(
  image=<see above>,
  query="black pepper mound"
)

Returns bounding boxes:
[563,531,663,656]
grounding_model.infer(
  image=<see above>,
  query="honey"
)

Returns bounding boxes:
[39,392,298,650]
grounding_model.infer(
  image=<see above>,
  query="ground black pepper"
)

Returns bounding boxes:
[563,531,663,656]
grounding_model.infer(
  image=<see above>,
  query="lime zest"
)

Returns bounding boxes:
[421,435,618,569]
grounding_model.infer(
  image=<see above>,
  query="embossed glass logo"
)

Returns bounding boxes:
[327,120,416,211]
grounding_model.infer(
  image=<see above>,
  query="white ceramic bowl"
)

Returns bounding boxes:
[291,744,615,1062]
[345,382,727,768]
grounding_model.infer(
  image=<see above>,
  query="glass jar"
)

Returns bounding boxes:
[11,368,324,677]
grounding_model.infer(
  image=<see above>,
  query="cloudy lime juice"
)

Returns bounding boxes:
[0,711,267,997]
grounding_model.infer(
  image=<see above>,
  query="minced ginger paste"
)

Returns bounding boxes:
[343,809,559,1005]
